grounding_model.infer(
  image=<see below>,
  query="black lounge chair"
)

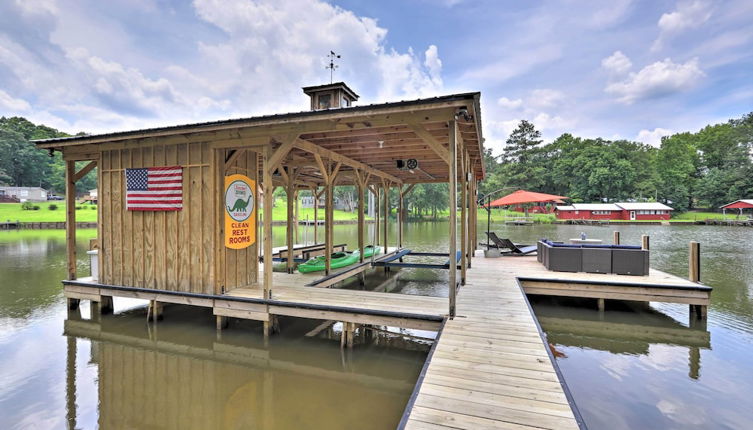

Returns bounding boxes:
[485,232,537,255]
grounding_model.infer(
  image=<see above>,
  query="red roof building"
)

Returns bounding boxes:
[556,202,673,221]
[721,199,753,216]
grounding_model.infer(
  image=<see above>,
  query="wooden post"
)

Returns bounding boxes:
[100,296,113,314]
[65,160,77,280]
[313,188,319,243]
[689,241,700,282]
[382,181,389,255]
[613,231,620,245]
[597,298,605,312]
[66,335,77,429]
[641,234,650,250]
[216,315,228,330]
[286,178,295,273]
[448,118,458,318]
[374,187,380,246]
[67,298,80,310]
[262,147,274,299]
[357,176,365,263]
[469,177,477,259]
[460,148,467,285]
[398,186,403,249]
[294,189,299,244]
[325,181,333,275]
[148,300,163,321]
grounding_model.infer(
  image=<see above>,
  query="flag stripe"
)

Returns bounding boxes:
[125,166,183,211]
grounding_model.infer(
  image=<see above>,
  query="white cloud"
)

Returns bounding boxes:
[497,97,522,109]
[601,50,632,75]
[658,0,713,34]
[605,58,704,103]
[653,1,713,50]
[0,90,31,112]
[636,127,673,146]
[0,0,446,133]
[528,89,565,109]
[590,0,633,28]
[424,45,443,87]
[461,44,561,83]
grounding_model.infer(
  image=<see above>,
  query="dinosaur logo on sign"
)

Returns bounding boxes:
[225,180,254,222]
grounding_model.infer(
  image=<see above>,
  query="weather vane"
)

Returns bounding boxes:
[326,51,340,83]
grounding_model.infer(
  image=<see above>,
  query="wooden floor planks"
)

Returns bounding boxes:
[403,252,581,430]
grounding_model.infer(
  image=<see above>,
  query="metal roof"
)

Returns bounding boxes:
[615,202,674,211]
[32,91,481,146]
[572,204,622,211]
[721,199,753,208]
[557,202,674,211]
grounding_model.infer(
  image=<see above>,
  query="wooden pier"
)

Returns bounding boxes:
[400,251,710,429]
[61,247,713,429]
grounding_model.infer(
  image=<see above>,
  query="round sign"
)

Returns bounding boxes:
[225,179,254,222]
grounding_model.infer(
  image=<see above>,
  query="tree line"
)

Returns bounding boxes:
[480,112,753,211]
[4,112,750,214]
[0,117,97,195]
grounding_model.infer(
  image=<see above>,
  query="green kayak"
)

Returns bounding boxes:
[353,245,382,259]
[297,251,358,273]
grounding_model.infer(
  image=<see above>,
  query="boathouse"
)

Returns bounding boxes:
[34,81,484,329]
[556,202,673,221]
[721,199,753,217]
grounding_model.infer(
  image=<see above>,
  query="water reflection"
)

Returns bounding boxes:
[62,305,426,430]
[533,298,710,378]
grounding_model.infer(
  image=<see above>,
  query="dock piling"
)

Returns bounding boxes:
[100,296,113,314]
[613,231,620,245]
[641,234,650,250]
[147,300,163,321]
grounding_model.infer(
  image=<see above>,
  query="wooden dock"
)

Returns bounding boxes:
[62,247,713,430]
[400,252,710,429]
[401,253,583,429]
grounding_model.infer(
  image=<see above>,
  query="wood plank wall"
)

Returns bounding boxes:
[221,149,259,292]
[99,142,216,294]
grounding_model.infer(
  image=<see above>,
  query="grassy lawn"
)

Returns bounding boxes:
[270,201,367,221]
[1,199,366,223]
[475,208,556,223]
[671,211,744,221]
[0,202,98,222]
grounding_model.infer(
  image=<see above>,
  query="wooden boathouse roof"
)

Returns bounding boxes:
[34,91,485,184]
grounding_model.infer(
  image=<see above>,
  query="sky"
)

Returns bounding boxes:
[0,0,751,153]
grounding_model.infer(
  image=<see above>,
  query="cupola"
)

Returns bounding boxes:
[302,82,359,111]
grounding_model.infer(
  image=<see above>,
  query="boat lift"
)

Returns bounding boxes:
[372,249,462,270]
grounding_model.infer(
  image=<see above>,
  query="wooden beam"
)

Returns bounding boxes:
[460,145,468,285]
[689,241,700,282]
[398,185,403,249]
[286,168,296,274]
[266,133,300,174]
[357,175,365,263]
[400,183,416,198]
[224,149,244,169]
[73,160,97,182]
[448,118,458,318]
[66,160,77,280]
[262,147,274,299]
[382,180,389,256]
[294,138,401,185]
[313,153,328,183]
[407,123,450,164]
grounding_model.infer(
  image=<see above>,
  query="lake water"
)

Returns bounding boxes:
[2,223,753,429]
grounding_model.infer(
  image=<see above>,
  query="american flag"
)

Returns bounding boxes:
[125,166,183,211]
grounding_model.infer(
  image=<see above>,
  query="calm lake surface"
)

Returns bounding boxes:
[2,222,753,429]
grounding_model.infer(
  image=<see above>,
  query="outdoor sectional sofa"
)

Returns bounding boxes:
[537,239,649,276]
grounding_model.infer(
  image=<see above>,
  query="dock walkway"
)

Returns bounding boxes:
[402,252,582,429]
